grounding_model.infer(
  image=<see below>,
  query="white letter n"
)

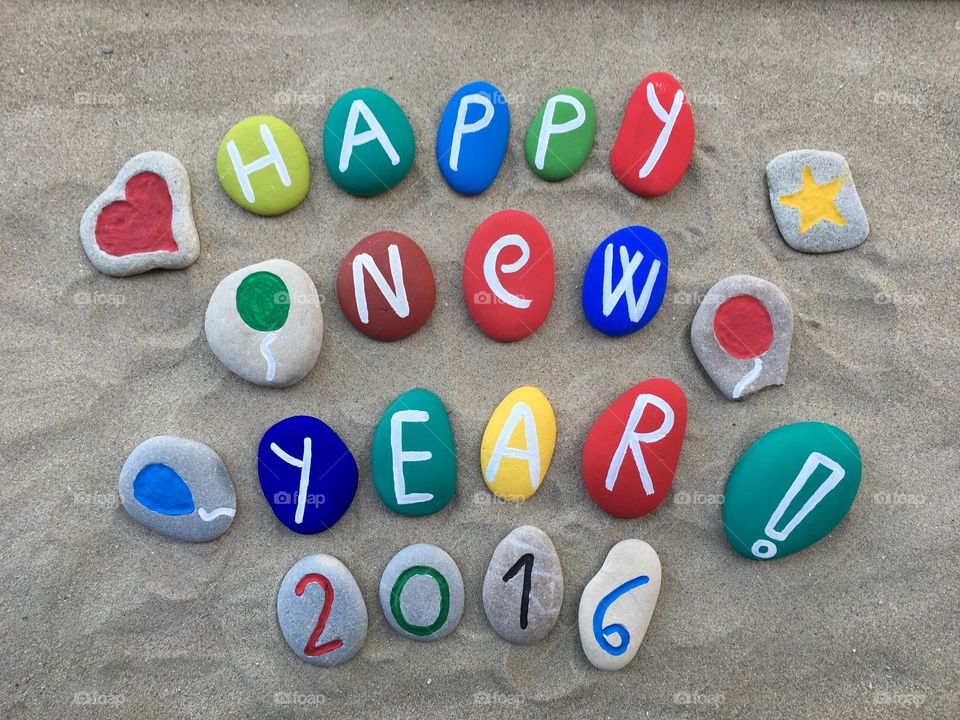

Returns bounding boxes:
[352,244,410,324]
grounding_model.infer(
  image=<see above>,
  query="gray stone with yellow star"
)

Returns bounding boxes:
[766,150,869,253]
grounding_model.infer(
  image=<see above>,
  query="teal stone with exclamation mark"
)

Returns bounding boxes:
[722,422,862,560]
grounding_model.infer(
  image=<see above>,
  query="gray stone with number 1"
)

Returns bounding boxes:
[578,539,661,671]
[277,554,367,666]
[482,525,563,644]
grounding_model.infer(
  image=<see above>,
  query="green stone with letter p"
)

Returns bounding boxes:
[524,87,596,181]
[723,422,862,560]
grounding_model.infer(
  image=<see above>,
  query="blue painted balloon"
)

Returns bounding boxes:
[258,415,358,534]
[436,81,510,195]
[133,463,196,516]
[581,226,669,336]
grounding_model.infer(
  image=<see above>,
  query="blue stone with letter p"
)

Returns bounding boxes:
[436,81,510,195]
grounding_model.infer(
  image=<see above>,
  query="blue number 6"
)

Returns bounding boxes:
[592,575,650,656]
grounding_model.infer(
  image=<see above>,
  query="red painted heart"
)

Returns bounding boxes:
[95,172,177,256]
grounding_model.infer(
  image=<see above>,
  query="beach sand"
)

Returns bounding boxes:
[1,1,958,718]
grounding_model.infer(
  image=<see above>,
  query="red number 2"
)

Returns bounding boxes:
[295,573,344,656]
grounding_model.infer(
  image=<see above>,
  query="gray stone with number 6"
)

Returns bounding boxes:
[277,554,368,666]
[482,525,563,644]
[578,539,661,671]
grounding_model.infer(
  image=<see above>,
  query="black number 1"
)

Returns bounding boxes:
[502,553,534,629]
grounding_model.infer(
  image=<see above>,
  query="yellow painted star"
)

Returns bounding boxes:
[778,165,847,234]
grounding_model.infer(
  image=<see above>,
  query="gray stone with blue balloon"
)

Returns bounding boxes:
[117,435,236,542]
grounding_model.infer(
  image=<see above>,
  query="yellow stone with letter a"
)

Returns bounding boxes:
[480,386,556,502]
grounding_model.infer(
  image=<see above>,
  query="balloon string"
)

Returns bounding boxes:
[260,332,278,381]
[197,507,236,522]
[733,357,762,399]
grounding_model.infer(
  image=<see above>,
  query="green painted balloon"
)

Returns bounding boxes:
[372,388,456,516]
[524,87,596,181]
[723,422,862,560]
[322,87,415,196]
[235,271,290,332]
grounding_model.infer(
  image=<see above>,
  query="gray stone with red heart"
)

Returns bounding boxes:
[79,151,199,276]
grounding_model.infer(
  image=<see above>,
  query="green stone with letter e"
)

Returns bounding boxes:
[371,388,456,516]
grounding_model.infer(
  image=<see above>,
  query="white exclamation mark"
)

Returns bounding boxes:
[751,452,846,559]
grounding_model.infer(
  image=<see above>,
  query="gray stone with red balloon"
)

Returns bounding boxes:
[690,275,793,400]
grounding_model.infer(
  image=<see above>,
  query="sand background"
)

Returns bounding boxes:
[1,1,958,718]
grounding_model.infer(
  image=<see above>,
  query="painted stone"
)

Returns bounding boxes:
[80,151,199,277]
[336,231,436,341]
[371,388,456,516]
[216,115,310,216]
[258,415,358,534]
[691,275,793,400]
[578,539,661,671]
[525,87,596,181]
[582,226,668,337]
[610,71,694,197]
[436,81,510,195]
[582,378,687,518]
[277,554,367,666]
[379,544,464,642]
[766,149,870,253]
[463,210,555,342]
[204,259,323,387]
[482,525,563,644]
[723,422,862,560]
[117,435,236,542]
[323,88,415,196]
[480,386,556,502]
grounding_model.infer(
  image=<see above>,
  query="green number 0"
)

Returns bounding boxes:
[390,565,450,636]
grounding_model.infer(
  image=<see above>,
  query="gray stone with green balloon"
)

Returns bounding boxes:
[204,258,323,387]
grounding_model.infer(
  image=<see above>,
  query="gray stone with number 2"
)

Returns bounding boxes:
[482,525,563,644]
[277,554,367,666]
[578,539,661,671]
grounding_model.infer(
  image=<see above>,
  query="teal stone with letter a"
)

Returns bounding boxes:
[723,421,862,560]
[322,87,415,196]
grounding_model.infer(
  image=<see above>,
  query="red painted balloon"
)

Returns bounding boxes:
[582,378,688,519]
[713,295,774,360]
[336,231,436,341]
[462,209,555,342]
[610,71,695,197]
[95,172,177,256]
